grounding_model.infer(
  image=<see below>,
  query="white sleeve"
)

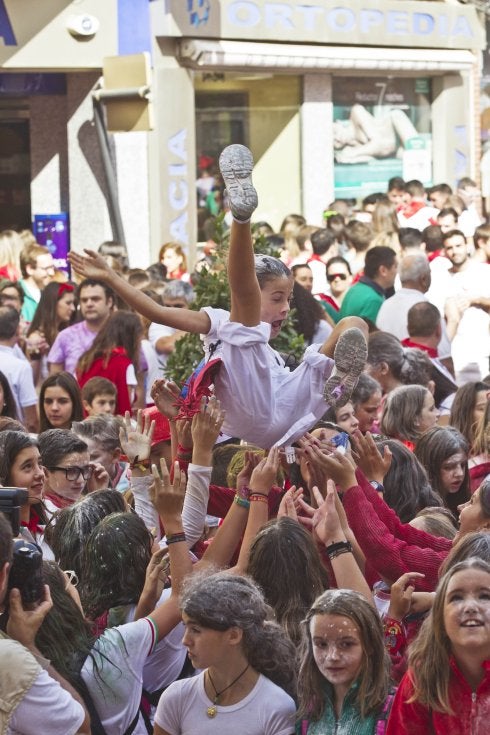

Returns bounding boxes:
[9,669,85,735]
[131,475,161,537]
[126,363,137,386]
[154,680,183,735]
[182,463,212,548]
[148,322,175,350]
[18,363,38,407]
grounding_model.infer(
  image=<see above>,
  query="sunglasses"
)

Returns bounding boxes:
[327,273,348,282]
[46,465,93,481]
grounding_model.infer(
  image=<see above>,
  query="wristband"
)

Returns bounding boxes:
[236,485,251,501]
[234,494,250,509]
[325,540,352,559]
[248,491,268,497]
[177,444,193,457]
[370,480,384,493]
[166,532,186,545]
[130,455,151,470]
[249,494,269,504]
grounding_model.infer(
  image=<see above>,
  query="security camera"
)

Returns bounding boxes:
[66,14,100,37]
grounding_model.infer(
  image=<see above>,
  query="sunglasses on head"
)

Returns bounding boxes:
[327,273,348,282]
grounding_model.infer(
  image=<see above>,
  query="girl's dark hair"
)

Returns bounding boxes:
[76,311,142,376]
[26,281,76,346]
[36,561,96,686]
[79,512,153,620]
[0,431,48,524]
[39,372,84,432]
[38,429,88,469]
[298,589,390,721]
[291,281,329,345]
[181,571,297,698]
[254,254,291,288]
[449,381,489,450]
[414,426,470,515]
[45,490,127,583]
[375,438,442,522]
[0,370,18,420]
[247,517,329,648]
[351,372,381,408]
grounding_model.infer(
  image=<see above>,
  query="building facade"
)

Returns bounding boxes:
[0,0,486,266]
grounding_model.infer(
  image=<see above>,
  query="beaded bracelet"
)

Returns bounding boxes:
[248,490,268,497]
[129,455,151,470]
[249,494,269,504]
[234,494,250,510]
[166,532,187,545]
[325,540,352,559]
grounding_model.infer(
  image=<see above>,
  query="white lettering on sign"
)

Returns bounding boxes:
[167,129,189,245]
[225,1,474,38]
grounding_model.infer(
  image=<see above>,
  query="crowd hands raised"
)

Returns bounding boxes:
[0,152,490,734]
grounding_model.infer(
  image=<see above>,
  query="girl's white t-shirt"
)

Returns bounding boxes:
[155,671,295,735]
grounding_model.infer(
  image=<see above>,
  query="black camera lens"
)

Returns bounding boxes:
[8,540,44,606]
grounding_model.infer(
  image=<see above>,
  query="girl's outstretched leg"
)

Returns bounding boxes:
[321,317,368,408]
[219,144,261,327]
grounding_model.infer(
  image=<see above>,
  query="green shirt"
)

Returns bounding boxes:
[338,281,384,324]
[296,682,378,735]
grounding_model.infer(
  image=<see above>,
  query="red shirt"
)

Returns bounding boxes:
[78,347,134,416]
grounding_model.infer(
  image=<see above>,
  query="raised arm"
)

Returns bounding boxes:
[69,249,210,334]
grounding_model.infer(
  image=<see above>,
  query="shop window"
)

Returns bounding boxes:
[0,118,31,229]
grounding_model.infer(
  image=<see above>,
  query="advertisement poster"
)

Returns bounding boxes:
[332,77,432,199]
[33,213,70,277]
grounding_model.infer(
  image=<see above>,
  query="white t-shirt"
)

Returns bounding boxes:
[155,671,296,735]
[81,617,157,735]
[8,668,85,735]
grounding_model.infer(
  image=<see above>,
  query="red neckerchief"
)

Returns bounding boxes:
[21,508,43,534]
[401,338,438,358]
[44,491,73,509]
[400,201,425,218]
[427,249,443,262]
[317,294,340,311]
[307,254,324,264]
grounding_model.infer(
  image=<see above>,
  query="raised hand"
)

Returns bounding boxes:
[151,459,187,534]
[68,248,112,281]
[302,442,357,491]
[236,450,262,495]
[350,430,391,483]
[249,445,280,495]
[311,481,345,546]
[277,486,303,521]
[120,409,155,463]
[190,396,225,455]
[86,461,111,492]
[150,378,181,420]
[387,572,426,621]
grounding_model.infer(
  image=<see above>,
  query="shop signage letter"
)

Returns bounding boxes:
[167,130,189,245]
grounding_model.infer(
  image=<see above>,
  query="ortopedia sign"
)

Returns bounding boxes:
[166,0,485,50]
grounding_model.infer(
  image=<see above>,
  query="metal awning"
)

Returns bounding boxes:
[178,39,476,74]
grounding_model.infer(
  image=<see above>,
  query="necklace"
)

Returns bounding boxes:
[205,663,250,718]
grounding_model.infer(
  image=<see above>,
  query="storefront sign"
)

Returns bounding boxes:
[165,0,484,50]
[167,129,191,245]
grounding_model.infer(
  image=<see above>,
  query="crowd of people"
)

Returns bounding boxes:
[0,144,490,734]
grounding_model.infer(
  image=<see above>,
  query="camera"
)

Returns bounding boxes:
[0,488,28,536]
[7,540,44,606]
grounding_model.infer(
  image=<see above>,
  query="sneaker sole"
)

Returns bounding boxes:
[323,327,367,408]
[219,144,258,221]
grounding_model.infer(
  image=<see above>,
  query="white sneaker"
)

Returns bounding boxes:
[219,144,258,222]
[323,327,367,408]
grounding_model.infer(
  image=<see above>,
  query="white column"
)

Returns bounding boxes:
[301,74,333,226]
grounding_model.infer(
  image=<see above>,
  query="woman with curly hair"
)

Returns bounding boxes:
[154,571,297,734]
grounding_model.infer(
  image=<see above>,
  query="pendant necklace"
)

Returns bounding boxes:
[205,663,250,718]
